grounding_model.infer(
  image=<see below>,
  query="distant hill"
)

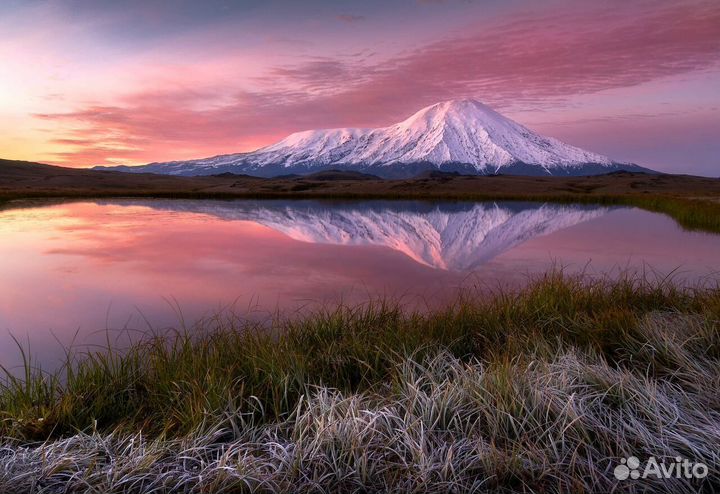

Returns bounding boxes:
[299,170,381,181]
[0,158,210,198]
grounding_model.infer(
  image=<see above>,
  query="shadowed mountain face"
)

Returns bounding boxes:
[103,200,610,270]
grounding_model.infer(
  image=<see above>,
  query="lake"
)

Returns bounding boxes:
[1,198,719,371]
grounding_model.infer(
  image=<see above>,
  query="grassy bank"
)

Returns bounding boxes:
[1,273,719,492]
[3,192,720,234]
[610,195,720,233]
[3,159,720,234]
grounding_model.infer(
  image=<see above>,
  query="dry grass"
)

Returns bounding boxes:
[0,272,719,492]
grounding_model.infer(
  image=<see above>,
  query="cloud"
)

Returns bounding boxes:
[37,0,720,167]
[266,58,370,93]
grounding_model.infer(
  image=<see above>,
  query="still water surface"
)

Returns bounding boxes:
[1,199,719,370]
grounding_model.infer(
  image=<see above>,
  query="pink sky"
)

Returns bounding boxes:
[1,0,718,175]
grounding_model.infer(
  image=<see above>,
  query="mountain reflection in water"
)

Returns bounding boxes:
[110,200,609,270]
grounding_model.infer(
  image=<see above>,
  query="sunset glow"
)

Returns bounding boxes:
[2,0,719,175]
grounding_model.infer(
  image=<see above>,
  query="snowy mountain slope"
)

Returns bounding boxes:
[108,199,610,270]
[96,99,651,178]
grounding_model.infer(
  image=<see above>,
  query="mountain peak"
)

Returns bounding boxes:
[426,98,499,117]
[434,98,490,110]
[396,98,509,133]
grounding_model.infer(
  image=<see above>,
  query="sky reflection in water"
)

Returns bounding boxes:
[1,199,719,370]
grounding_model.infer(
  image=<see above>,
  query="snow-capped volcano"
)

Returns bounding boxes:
[96,99,650,178]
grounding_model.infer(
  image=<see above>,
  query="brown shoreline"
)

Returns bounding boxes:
[2,158,719,232]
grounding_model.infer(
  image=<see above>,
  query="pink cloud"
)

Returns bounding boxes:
[36,0,720,169]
